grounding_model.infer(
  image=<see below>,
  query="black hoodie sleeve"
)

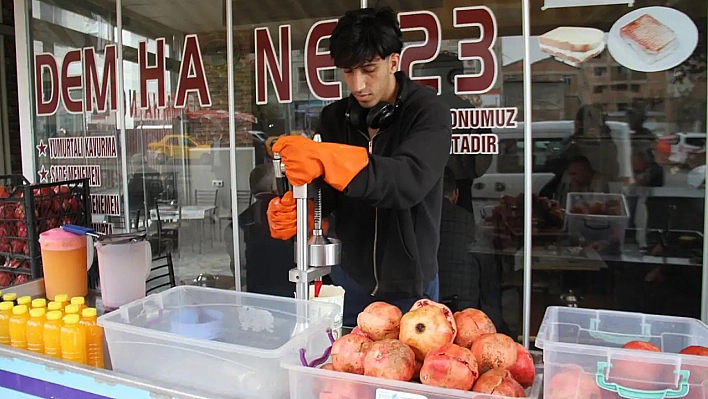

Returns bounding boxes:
[344,97,452,209]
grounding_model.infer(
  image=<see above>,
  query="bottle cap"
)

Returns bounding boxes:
[3,293,17,302]
[70,297,85,306]
[47,301,62,311]
[0,302,12,311]
[82,308,97,318]
[63,314,80,325]
[46,311,62,321]
[29,308,46,318]
[17,296,31,306]
[64,304,80,315]
[12,305,28,315]
[31,298,47,308]
[54,294,68,303]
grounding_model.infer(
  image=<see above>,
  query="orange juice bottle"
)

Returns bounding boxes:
[47,301,63,314]
[70,297,86,312]
[64,304,80,317]
[3,293,17,305]
[26,308,46,354]
[80,308,104,368]
[43,311,63,358]
[17,296,31,307]
[61,314,86,364]
[9,305,29,349]
[31,298,47,309]
[0,302,13,345]
[54,294,69,310]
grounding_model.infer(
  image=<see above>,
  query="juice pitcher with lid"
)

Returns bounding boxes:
[38,228,89,299]
[95,233,152,309]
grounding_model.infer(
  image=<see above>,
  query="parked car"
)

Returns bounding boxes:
[147,134,212,164]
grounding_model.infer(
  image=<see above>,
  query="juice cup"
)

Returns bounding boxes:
[39,228,88,299]
[43,311,63,358]
[3,293,17,305]
[17,296,31,307]
[64,304,80,316]
[80,308,104,368]
[47,301,63,313]
[61,314,87,364]
[0,302,13,345]
[31,298,46,309]
[54,294,70,310]
[26,308,46,353]
[9,305,29,349]
[70,297,86,312]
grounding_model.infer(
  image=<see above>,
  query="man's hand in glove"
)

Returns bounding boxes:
[266,191,328,240]
[272,135,369,191]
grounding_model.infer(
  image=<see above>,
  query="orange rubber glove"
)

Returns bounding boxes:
[266,191,329,240]
[272,135,369,191]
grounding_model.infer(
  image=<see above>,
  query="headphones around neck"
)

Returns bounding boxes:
[345,74,404,132]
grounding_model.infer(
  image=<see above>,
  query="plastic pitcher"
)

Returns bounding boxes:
[95,233,152,309]
[39,228,88,299]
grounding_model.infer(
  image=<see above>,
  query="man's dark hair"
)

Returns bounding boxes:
[329,7,403,69]
[568,155,592,170]
[249,163,274,195]
[443,167,456,198]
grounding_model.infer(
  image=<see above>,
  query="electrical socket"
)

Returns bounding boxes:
[212,180,224,187]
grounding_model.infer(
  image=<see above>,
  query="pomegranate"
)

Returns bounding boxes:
[399,299,456,360]
[419,343,479,390]
[507,343,535,388]
[546,367,602,399]
[610,341,662,391]
[330,333,373,374]
[472,368,525,397]
[470,333,517,373]
[680,345,708,399]
[320,363,335,371]
[0,186,8,198]
[357,302,402,340]
[0,272,11,287]
[363,339,416,381]
[453,308,496,348]
[350,327,373,340]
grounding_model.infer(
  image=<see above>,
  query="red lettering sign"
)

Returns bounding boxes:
[305,20,339,100]
[254,25,292,105]
[83,45,117,113]
[175,34,211,108]
[139,38,166,109]
[454,6,498,95]
[399,11,442,94]
[35,53,59,116]
[60,49,83,114]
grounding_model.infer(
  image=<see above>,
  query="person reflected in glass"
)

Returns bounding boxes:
[555,156,609,208]
[563,104,620,184]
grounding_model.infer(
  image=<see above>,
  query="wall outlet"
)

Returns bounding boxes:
[212,180,224,187]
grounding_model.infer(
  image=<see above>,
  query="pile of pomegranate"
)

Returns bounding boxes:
[546,341,708,399]
[320,300,535,397]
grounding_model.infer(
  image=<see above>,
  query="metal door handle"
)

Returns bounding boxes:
[495,182,506,192]
[473,182,485,190]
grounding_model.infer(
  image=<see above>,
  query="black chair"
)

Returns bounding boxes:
[146,252,176,295]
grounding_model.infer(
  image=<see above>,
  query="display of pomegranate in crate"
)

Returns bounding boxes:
[0,175,90,286]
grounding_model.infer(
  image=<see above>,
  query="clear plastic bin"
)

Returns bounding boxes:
[284,362,543,399]
[565,192,629,251]
[98,286,340,399]
[536,306,708,399]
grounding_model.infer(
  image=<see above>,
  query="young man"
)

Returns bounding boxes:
[267,6,452,325]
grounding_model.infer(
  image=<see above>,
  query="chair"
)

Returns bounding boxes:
[195,189,218,243]
[154,199,181,256]
[146,252,176,295]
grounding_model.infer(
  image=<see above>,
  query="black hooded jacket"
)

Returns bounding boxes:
[319,72,452,300]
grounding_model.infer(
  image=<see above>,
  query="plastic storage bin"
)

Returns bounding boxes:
[284,363,544,399]
[98,286,340,399]
[536,306,708,399]
[565,192,629,252]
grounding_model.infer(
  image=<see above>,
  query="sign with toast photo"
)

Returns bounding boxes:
[539,27,607,67]
[542,0,633,10]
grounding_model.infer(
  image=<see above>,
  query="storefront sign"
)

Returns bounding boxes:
[542,0,633,9]
[254,6,499,104]
[90,194,121,217]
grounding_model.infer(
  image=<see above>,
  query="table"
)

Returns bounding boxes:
[150,205,217,253]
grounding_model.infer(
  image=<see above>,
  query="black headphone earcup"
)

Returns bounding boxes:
[346,96,369,132]
[366,102,396,130]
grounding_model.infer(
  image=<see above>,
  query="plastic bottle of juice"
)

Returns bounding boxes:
[31,298,46,309]
[3,293,17,305]
[26,308,46,354]
[0,302,13,345]
[17,296,31,307]
[80,308,104,368]
[60,314,86,364]
[9,305,29,349]
[54,294,69,310]
[43,311,63,358]
[70,297,86,312]
[47,301,63,314]
[64,304,80,316]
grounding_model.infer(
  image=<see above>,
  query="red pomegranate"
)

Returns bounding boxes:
[357,302,402,341]
[680,345,708,399]
[546,367,602,399]
[419,343,479,390]
[453,308,496,348]
[470,333,518,373]
[330,333,373,374]
[472,368,525,397]
[363,339,416,381]
[610,340,663,391]
[399,299,456,360]
[507,343,535,388]
[320,363,335,371]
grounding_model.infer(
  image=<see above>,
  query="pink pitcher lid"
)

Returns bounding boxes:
[39,228,87,251]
